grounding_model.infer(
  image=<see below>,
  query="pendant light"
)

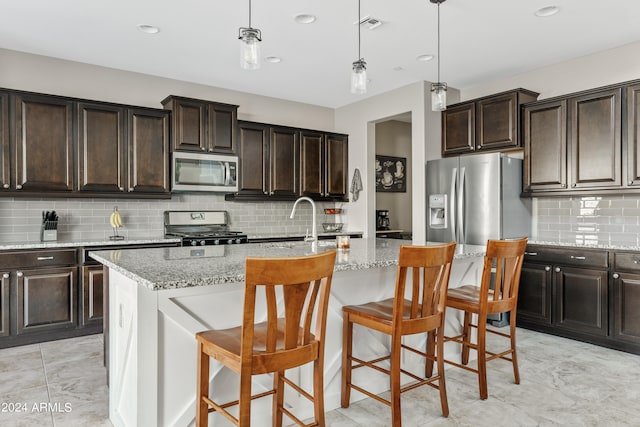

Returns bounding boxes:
[238,0,262,70]
[351,0,367,94]
[431,0,447,111]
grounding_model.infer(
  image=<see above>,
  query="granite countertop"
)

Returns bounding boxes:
[247,230,364,241]
[89,238,486,291]
[0,236,181,251]
[527,240,640,251]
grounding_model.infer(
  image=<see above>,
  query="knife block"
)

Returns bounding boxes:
[40,220,58,242]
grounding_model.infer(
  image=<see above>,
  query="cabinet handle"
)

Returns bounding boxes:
[570,256,586,260]
[36,256,54,261]
[17,271,23,277]
[525,252,538,256]
[263,191,268,195]
[2,273,8,279]
[270,191,274,195]
[119,187,124,191]
[16,184,22,190]
[129,188,134,192]
[555,267,561,273]
[2,183,8,189]
[201,147,206,151]
[561,184,566,188]
[613,273,620,279]
[545,266,551,272]
[208,148,214,152]
[630,181,634,186]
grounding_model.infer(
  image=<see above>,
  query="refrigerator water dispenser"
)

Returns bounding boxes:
[428,194,447,229]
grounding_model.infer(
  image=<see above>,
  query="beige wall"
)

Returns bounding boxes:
[375,120,412,232]
[0,48,334,130]
[460,40,640,101]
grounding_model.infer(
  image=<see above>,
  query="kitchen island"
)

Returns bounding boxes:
[90,238,486,427]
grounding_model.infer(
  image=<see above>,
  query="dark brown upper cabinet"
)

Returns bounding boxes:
[521,80,640,196]
[127,108,171,194]
[300,131,349,200]
[77,102,127,193]
[442,89,538,156]
[236,121,269,197]
[0,92,8,192]
[269,126,299,197]
[570,88,622,190]
[13,93,74,192]
[626,83,640,187]
[523,99,567,192]
[162,95,238,154]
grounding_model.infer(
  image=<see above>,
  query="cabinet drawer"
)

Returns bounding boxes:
[525,246,608,268]
[0,249,78,269]
[614,252,640,272]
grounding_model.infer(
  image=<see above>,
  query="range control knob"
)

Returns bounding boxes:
[234,238,242,244]
[190,240,198,246]
[213,239,220,245]
[199,240,206,246]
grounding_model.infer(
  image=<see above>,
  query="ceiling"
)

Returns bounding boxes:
[2,0,640,108]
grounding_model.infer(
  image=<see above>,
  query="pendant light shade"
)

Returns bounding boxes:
[350,0,367,94]
[351,59,367,94]
[238,0,261,70]
[431,0,447,111]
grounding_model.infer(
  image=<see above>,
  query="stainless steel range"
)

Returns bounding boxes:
[164,210,248,246]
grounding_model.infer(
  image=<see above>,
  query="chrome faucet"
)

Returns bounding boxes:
[289,196,317,244]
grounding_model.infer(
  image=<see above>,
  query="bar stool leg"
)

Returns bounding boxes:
[477,316,488,400]
[390,334,402,427]
[313,358,326,426]
[510,310,520,385]
[196,342,210,427]
[238,369,253,426]
[425,331,436,378]
[341,313,353,408]
[273,371,284,427]
[461,312,472,365]
[436,326,449,417]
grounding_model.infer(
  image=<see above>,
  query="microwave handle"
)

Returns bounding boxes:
[224,162,232,186]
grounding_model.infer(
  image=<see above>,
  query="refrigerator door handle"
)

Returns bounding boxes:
[450,167,457,242]
[458,166,466,243]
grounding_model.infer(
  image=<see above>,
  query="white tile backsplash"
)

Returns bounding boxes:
[0,194,343,243]
[533,194,640,246]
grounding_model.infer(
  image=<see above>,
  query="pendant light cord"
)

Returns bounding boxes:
[248,0,252,28]
[437,1,440,83]
[358,0,361,60]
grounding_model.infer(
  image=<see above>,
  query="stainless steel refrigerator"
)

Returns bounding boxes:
[426,153,530,326]
[426,152,531,246]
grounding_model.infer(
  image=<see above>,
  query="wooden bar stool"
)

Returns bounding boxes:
[439,237,527,400]
[195,250,337,427]
[341,242,456,426]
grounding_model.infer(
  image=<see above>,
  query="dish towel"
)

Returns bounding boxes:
[350,168,363,201]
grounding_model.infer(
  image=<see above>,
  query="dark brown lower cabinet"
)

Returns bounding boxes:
[82,265,104,326]
[553,266,608,337]
[517,262,552,326]
[612,273,640,347]
[0,272,9,337]
[16,266,77,335]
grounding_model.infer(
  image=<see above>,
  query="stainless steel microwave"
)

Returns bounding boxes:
[171,152,238,193]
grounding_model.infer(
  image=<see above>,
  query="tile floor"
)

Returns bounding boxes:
[0,328,639,426]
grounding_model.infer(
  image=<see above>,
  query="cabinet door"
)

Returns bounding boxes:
[442,102,475,155]
[127,109,170,194]
[0,92,8,191]
[77,102,126,193]
[612,272,640,347]
[569,88,622,189]
[517,262,552,326]
[269,126,299,197]
[523,100,567,192]
[476,92,518,151]
[325,133,349,199]
[208,103,237,154]
[82,265,103,326]
[0,272,9,337]
[16,266,78,334]
[14,93,74,192]
[626,83,640,187]
[170,98,206,152]
[237,121,269,196]
[554,266,608,337]
[300,130,324,198]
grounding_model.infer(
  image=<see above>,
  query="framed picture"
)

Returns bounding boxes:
[375,155,406,192]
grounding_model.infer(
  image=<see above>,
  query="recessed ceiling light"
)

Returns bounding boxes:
[294,14,316,24]
[535,6,560,17]
[264,56,282,63]
[393,66,404,71]
[416,54,435,62]
[137,24,160,34]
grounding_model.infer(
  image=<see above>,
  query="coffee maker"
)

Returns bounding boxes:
[376,210,390,230]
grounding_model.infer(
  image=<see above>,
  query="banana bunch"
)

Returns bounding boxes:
[110,208,124,228]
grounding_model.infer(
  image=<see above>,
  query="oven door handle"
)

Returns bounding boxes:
[224,162,233,186]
